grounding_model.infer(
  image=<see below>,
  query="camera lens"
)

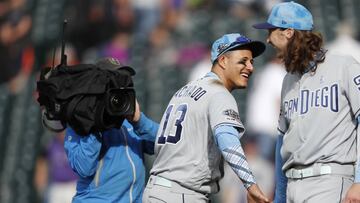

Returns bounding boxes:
[106,88,135,116]
[110,93,130,112]
[110,95,120,106]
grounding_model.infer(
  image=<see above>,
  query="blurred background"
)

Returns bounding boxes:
[0,0,360,202]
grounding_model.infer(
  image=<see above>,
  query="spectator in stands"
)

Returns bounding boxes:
[34,131,78,203]
[0,0,32,87]
[81,0,133,64]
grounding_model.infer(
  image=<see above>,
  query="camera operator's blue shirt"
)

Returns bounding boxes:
[64,113,158,203]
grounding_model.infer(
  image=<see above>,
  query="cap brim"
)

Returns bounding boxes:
[252,22,278,29]
[227,41,266,58]
[116,66,136,76]
[95,59,136,76]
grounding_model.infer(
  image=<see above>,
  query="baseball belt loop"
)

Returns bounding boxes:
[291,170,295,178]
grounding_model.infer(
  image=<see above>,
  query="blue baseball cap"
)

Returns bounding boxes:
[253,1,313,31]
[211,33,266,63]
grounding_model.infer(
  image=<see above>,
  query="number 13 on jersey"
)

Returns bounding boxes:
[158,103,188,144]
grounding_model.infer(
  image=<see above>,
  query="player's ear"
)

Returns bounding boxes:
[283,28,295,39]
[217,54,228,69]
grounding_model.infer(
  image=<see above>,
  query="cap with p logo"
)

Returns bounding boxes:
[211,33,266,63]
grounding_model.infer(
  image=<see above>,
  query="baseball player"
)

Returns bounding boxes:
[253,2,360,203]
[142,33,270,203]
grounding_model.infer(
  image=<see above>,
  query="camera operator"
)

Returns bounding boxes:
[63,58,159,203]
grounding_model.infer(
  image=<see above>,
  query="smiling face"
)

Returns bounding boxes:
[217,49,254,91]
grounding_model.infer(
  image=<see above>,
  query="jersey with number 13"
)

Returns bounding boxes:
[150,74,245,194]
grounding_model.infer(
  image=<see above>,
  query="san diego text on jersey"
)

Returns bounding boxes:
[284,83,339,119]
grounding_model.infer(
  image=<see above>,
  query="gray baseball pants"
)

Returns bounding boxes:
[286,163,354,203]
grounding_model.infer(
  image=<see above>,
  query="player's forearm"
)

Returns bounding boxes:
[222,144,257,188]
[214,125,256,188]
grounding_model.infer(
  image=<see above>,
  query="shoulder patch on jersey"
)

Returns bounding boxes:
[354,75,360,91]
[223,109,241,123]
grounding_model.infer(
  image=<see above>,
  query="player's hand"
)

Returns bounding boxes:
[127,100,140,122]
[343,183,360,203]
[247,184,270,203]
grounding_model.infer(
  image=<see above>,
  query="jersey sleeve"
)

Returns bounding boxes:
[208,91,244,133]
[274,134,287,202]
[344,58,360,118]
[356,116,360,183]
[277,76,289,134]
[214,125,256,188]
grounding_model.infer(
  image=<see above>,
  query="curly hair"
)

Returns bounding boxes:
[282,30,324,74]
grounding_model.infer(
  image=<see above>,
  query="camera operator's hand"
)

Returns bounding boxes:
[127,100,140,123]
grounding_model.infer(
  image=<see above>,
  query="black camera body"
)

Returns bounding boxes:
[37,20,136,136]
[37,63,136,136]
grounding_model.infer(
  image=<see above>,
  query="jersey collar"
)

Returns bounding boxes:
[204,72,220,80]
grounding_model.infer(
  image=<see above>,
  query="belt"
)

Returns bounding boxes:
[285,163,354,179]
[149,175,198,195]
[152,176,172,187]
